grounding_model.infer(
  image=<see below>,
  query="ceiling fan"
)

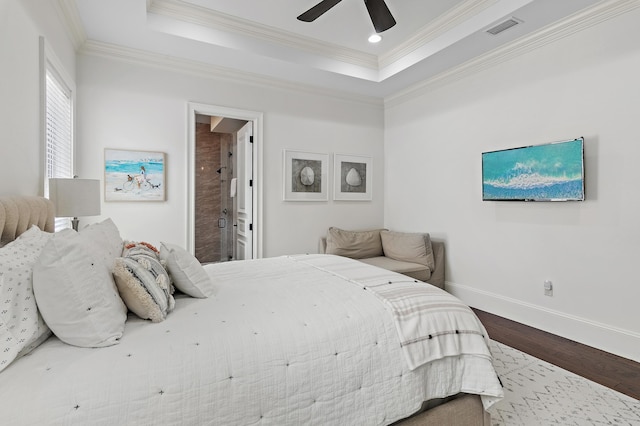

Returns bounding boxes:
[297,0,396,33]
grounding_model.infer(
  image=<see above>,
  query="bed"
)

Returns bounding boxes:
[0,195,502,425]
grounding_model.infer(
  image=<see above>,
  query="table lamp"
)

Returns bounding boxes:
[49,177,101,231]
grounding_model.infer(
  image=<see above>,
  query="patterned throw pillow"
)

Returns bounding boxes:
[122,240,161,259]
[113,242,175,322]
[0,226,52,372]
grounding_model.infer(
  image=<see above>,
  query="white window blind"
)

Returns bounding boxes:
[45,69,73,183]
[42,38,75,231]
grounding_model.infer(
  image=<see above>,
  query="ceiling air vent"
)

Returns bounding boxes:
[486,17,522,36]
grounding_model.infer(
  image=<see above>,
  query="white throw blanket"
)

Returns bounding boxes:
[290,254,492,370]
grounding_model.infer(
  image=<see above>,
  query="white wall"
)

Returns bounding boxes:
[0,0,75,196]
[384,7,640,361]
[76,54,384,256]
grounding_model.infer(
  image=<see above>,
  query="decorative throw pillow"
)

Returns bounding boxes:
[159,242,214,298]
[380,230,435,271]
[325,227,385,259]
[122,240,160,259]
[79,218,123,270]
[0,226,52,373]
[33,228,127,348]
[113,252,174,322]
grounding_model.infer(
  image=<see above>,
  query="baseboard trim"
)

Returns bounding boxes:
[447,281,640,363]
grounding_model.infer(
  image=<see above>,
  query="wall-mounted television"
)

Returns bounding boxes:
[482,137,585,201]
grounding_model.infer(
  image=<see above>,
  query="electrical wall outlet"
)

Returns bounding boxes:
[544,280,553,296]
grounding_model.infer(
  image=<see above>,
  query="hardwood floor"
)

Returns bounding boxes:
[472,308,640,401]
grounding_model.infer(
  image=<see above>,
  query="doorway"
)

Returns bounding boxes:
[193,116,242,262]
[187,103,263,261]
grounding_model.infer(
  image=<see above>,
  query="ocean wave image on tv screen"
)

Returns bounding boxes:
[482,139,583,201]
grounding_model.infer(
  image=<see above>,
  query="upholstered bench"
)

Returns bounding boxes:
[318,227,445,289]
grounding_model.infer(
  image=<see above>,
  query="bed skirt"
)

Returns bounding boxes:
[395,394,490,425]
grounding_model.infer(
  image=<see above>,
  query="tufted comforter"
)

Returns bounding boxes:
[0,254,502,425]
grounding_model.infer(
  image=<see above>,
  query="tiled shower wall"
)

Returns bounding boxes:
[195,123,233,263]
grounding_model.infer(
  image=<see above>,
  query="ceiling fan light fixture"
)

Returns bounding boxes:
[368,34,382,43]
[365,0,396,33]
[297,0,395,33]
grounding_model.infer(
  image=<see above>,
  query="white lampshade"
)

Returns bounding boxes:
[49,178,101,218]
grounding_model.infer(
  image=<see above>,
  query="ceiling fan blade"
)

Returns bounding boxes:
[297,0,342,22]
[365,0,396,33]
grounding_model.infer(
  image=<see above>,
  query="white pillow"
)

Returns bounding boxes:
[79,218,123,270]
[159,242,214,298]
[0,226,52,373]
[33,229,127,348]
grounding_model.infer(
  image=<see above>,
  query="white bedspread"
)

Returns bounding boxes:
[0,255,502,425]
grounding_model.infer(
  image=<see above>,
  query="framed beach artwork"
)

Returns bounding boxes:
[104,149,166,201]
[283,150,329,201]
[333,154,372,201]
[482,137,585,201]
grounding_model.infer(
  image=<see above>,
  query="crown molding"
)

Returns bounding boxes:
[55,0,87,49]
[79,40,383,107]
[385,0,640,108]
[147,0,378,70]
[379,0,497,69]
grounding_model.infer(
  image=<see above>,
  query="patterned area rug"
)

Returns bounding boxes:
[488,340,640,425]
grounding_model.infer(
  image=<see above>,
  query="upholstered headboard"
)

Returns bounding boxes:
[0,196,55,247]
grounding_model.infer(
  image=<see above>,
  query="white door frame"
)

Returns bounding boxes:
[186,102,263,259]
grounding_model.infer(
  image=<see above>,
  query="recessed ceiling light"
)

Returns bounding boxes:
[368,34,382,43]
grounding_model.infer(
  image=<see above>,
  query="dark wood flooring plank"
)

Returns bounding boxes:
[472,308,640,401]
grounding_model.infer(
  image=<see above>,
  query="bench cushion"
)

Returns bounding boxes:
[359,256,431,282]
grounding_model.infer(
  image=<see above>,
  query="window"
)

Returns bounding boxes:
[45,69,73,183]
[41,37,75,230]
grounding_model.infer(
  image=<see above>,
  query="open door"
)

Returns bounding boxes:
[234,122,253,260]
[188,102,262,260]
